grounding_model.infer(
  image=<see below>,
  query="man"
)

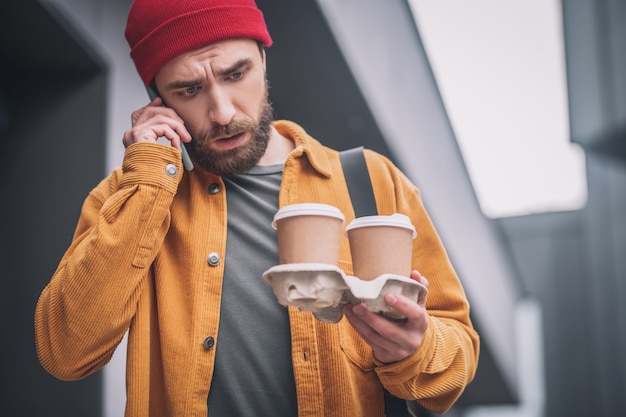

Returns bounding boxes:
[35,0,479,416]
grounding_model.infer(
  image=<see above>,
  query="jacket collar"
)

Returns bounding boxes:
[273,120,333,178]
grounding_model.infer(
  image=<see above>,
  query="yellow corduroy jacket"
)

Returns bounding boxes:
[35,120,479,417]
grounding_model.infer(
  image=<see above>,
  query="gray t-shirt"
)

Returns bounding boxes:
[207,164,298,416]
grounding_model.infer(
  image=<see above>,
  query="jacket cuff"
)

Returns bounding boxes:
[374,316,436,389]
[120,142,184,193]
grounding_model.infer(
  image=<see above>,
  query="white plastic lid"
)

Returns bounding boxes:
[345,213,417,238]
[272,203,346,229]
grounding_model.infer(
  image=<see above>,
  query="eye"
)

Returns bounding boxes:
[228,69,247,81]
[180,85,199,96]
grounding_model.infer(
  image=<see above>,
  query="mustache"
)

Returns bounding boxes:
[199,120,257,141]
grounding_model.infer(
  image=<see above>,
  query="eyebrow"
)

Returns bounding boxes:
[215,58,252,77]
[164,58,253,90]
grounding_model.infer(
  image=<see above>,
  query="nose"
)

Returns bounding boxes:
[207,86,236,126]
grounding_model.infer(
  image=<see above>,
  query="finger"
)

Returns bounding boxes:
[123,123,184,149]
[144,111,192,145]
[132,104,182,127]
[410,270,429,305]
[384,293,427,332]
[410,270,429,288]
[131,98,162,125]
[141,98,193,144]
[126,111,191,145]
[344,303,420,349]
[343,304,399,350]
[383,293,411,319]
[343,303,419,363]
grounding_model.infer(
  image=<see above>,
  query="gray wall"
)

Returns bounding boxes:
[495,0,626,415]
[0,1,107,416]
[498,153,626,417]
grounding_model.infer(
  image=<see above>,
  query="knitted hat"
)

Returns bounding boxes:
[125,0,273,85]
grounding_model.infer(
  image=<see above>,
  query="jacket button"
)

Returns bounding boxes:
[208,183,221,194]
[203,336,215,350]
[207,252,221,266]
[165,164,178,177]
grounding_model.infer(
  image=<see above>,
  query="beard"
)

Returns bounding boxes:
[185,86,275,176]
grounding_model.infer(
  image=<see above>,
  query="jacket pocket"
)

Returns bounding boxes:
[339,320,377,372]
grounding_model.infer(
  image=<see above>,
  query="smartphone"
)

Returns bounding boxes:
[146,85,194,171]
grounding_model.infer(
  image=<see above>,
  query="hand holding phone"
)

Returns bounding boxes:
[146,86,194,171]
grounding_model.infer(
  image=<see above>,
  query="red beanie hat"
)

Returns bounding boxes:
[125,0,273,85]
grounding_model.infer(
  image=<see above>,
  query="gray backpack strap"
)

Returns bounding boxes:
[339,146,427,417]
[339,146,378,217]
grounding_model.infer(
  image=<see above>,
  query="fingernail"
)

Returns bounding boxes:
[386,294,398,305]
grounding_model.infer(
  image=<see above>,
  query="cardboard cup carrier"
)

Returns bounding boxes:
[345,213,417,281]
[272,203,345,265]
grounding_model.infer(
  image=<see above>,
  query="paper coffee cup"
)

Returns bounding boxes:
[345,213,416,281]
[272,203,345,265]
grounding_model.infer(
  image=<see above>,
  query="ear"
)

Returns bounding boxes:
[262,48,267,71]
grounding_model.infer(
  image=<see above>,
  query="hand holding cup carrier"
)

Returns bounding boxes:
[262,203,427,323]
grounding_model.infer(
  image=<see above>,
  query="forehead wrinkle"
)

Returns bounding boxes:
[164,63,215,92]
[158,40,261,90]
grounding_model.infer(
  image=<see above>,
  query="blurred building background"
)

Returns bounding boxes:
[0,0,624,416]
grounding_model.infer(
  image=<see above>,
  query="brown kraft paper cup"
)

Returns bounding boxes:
[272,203,345,265]
[345,214,417,281]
